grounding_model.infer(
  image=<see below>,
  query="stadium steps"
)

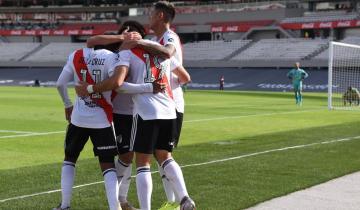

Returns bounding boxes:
[0,36,9,43]
[301,42,329,61]
[224,40,254,61]
[18,43,49,61]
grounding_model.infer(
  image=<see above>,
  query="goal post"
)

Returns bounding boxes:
[328,41,360,110]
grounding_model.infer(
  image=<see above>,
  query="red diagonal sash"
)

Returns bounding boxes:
[131,48,173,99]
[73,49,113,124]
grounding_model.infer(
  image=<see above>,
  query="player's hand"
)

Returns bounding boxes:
[122,28,142,41]
[65,106,73,123]
[152,78,166,93]
[75,81,90,97]
[120,40,138,50]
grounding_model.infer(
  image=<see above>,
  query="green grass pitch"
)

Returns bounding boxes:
[1,86,360,210]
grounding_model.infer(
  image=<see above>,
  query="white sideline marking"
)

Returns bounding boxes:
[1,134,359,203]
[0,131,65,139]
[0,109,321,140]
[0,130,36,134]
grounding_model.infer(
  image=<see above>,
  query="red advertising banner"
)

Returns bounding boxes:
[281,20,360,30]
[0,29,109,36]
[211,20,273,32]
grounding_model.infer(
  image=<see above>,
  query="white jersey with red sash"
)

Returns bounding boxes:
[152,29,185,113]
[67,48,116,128]
[116,40,180,120]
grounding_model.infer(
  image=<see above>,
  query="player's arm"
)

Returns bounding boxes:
[302,70,309,79]
[286,71,293,79]
[170,58,191,84]
[173,66,191,85]
[116,80,165,94]
[133,39,176,59]
[56,55,74,122]
[86,31,142,48]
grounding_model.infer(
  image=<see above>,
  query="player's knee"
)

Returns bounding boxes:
[154,149,172,164]
[118,152,134,165]
[135,153,151,167]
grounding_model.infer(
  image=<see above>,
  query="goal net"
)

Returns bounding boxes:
[328,41,360,110]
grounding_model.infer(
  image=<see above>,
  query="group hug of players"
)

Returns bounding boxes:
[55,1,195,210]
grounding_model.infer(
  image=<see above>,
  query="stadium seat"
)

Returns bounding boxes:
[182,40,251,61]
[0,42,40,61]
[232,38,328,61]
[24,42,85,62]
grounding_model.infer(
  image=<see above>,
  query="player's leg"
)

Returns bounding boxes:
[131,115,158,210]
[113,114,137,210]
[54,124,90,210]
[155,119,196,210]
[90,126,120,210]
[298,83,303,104]
[158,111,184,204]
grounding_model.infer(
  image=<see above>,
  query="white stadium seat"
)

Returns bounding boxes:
[0,42,40,61]
[231,38,328,61]
[24,42,85,62]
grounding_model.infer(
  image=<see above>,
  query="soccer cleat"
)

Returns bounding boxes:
[120,201,139,210]
[180,196,195,210]
[158,201,180,210]
[52,204,70,210]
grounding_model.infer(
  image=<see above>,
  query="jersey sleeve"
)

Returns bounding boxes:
[56,52,75,108]
[106,53,120,77]
[116,82,153,94]
[116,50,131,67]
[163,32,177,48]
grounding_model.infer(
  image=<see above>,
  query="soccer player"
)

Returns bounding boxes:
[343,86,360,106]
[86,21,169,210]
[129,2,188,206]
[86,6,191,206]
[55,41,126,210]
[287,62,308,105]
[75,39,195,210]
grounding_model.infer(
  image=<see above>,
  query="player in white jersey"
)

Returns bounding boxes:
[124,2,189,207]
[75,37,194,210]
[55,43,125,210]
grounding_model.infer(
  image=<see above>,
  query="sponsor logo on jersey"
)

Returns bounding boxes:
[168,38,174,43]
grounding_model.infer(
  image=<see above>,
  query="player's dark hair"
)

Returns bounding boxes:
[118,20,146,38]
[94,31,121,53]
[154,1,176,22]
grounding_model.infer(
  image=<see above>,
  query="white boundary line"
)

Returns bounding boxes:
[0,130,36,134]
[0,109,321,140]
[0,131,65,139]
[1,134,359,203]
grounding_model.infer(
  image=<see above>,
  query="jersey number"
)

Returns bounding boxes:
[143,54,155,83]
[80,69,102,98]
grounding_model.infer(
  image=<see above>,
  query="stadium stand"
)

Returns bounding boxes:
[0,42,40,61]
[23,42,84,62]
[314,36,360,60]
[231,38,328,61]
[281,11,359,23]
[183,40,252,61]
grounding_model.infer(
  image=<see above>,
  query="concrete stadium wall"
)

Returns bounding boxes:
[123,8,303,25]
[0,67,328,92]
[41,36,73,43]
